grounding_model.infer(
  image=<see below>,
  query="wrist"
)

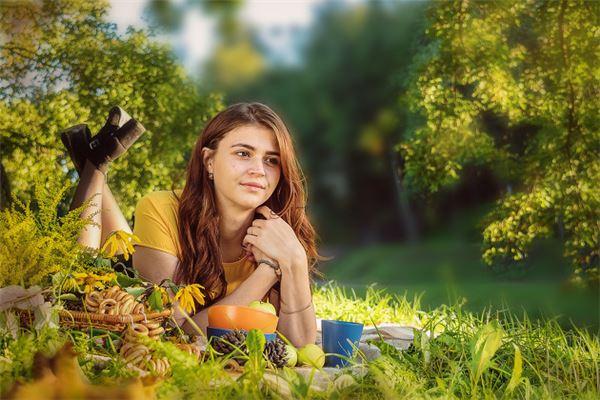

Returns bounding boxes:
[257,259,282,278]
[255,262,279,283]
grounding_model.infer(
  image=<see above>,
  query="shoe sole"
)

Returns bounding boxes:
[60,125,88,174]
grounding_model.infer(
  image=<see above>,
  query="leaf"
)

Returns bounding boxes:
[57,293,79,301]
[0,311,20,339]
[147,287,164,311]
[116,272,144,288]
[33,302,59,330]
[506,344,523,393]
[244,329,266,374]
[125,286,147,298]
[469,321,504,384]
[0,285,44,311]
[246,329,266,356]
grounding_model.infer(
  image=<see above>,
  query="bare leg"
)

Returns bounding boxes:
[100,182,133,245]
[70,160,105,250]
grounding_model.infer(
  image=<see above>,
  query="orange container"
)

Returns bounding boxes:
[207,305,278,333]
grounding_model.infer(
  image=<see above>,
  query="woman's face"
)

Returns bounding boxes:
[204,124,282,212]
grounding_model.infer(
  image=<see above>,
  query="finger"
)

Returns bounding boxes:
[252,219,266,228]
[247,226,260,236]
[243,234,258,247]
[256,205,279,220]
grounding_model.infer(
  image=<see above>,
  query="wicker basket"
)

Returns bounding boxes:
[18,308,173,332]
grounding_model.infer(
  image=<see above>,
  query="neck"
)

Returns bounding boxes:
[218,204,254,262]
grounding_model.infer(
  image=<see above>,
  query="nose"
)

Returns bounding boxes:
[248,157,266,176]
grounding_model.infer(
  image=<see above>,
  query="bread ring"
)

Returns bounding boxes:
[143,321,161,330]
[119,342,137,356]
[104,285,120,298]
[148,327,164,337]
[130,324,149,336]
[98,299,118,314]
[124,347,149,363]
[84,292,102,312]
[133,303,145,314]
[113,291,127,302]
[120,298,135,315]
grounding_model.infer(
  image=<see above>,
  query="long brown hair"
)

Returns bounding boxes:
[175,102,320,305]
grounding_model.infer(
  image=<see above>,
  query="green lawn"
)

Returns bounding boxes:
[321,238,599,331]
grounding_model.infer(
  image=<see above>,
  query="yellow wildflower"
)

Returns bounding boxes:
[174,284,206,314]
[100,230,140,260]
[60,275,80,292]
[98,272,117,284]
[155,285,170,305]
[73,272,113,293]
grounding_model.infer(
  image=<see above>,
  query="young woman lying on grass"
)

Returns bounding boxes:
[62,103,320,346]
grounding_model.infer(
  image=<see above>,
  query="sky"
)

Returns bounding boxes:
[107,0,331,73]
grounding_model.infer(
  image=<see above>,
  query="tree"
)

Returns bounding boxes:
[232,1,427,243]
[0,0,222,217]
[401,0,599,284]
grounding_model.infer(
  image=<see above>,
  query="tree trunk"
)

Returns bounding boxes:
[0,161,11,210]
[390,148,418,242]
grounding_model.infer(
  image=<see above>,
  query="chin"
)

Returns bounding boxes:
[234,197,265,211]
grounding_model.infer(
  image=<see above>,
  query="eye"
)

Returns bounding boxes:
[265,157,280,166]
[235,151,250,158]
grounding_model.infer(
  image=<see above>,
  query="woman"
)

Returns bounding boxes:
[62,103,318,346]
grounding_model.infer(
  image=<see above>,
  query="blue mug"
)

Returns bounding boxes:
[321,319,364,367]
[206,326,277,343]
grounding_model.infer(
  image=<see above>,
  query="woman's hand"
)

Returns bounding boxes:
[242,205,307,274]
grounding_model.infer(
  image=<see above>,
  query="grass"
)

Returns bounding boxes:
[2,284,599,399]
[321,238,599,331]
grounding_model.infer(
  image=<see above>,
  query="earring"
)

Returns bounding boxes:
[208,172,214,180]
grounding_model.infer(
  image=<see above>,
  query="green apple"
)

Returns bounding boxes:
[285,344,298,367]
[298,344,325,368]
[248,300,277,315]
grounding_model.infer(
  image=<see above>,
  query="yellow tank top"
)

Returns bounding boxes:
[133,190,257,296]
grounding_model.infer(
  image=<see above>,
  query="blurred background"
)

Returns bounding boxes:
[1,0,598,330]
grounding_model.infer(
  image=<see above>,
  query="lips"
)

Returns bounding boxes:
[241,182,265,189]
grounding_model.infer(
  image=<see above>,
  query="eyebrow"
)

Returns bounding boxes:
[230,143,280,156]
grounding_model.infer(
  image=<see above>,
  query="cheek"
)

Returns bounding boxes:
[268,169,281,189]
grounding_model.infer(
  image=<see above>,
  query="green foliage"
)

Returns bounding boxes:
[0,0,223,217]
[0,179,92,287]
[469,321,504,388]
[314,282,423,327]
[144,337,238,399]
[0,327,65,394]
[232,1,428,242]
[401,0,599,284]
[0,285,598,399]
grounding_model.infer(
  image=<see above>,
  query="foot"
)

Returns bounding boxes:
[61,124,91,174]
[87,117,146,173]
[60,107,145,174]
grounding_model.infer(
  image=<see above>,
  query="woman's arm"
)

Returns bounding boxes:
[132,246,278,334]
[243,206,317,347]
[182,263,278,334]
[275,253,316,347]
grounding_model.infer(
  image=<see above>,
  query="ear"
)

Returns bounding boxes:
[201,147,215,174]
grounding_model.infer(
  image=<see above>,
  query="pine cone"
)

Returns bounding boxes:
[264,338,288,368]
[212,330,248,364]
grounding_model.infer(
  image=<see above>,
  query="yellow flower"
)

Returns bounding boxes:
[98,272,117,283]
[73,272,113,293]
[155,285,170,305]
[100,230,140,260]
[174,284,206,314]
[60,275,80,292]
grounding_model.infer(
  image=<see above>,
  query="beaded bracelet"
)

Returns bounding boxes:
[257,259,281,278]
